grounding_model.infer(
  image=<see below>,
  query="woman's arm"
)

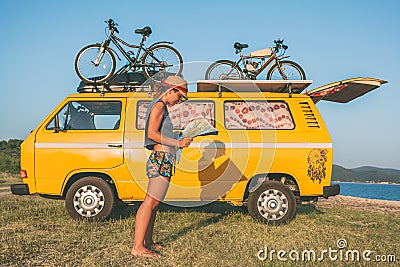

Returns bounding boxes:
[147,102,191,148]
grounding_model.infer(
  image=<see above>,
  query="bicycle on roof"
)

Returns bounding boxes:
[75,19,183,84]
[205,39,305,80]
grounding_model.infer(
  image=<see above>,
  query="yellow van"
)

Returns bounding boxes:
[11,77,386,224]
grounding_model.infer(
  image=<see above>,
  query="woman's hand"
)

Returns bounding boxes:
[178,138,192,148]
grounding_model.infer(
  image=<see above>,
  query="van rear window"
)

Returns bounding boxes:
[224,100,294,130]
[137,101,215,130]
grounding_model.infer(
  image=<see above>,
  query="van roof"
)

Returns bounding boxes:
[67,90,313,99]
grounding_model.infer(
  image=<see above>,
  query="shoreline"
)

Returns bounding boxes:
[339,193,400,202]
[333,181,400,185]
[317,195,400,215]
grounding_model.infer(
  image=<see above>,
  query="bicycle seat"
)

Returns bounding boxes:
[135,26,152,36]
[234,42,248,50]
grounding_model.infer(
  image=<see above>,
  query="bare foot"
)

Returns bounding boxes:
[145,242,163,250]
[131,247,161,258]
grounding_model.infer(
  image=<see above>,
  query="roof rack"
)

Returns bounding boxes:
[77,72,151,93]
[76,71,313,97]
[77,83,152,93]
[196,80,313,97]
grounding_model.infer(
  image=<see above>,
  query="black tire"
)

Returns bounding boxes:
[65,176,115,220]
[75,44,116,84]
[266,60,306,80]
[205,60,244,80]
[142,44,183,78]
[248,180,296,224]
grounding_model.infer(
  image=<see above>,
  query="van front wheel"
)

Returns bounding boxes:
[248,181,296,224]
[65,176,115,220]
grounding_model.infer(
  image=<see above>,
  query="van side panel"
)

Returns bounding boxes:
[283,98,332,196]
[28,93,333,201]
[34,97,126,195]
[112,165,147,200]
[220,97,333,198]
[122,98,152,200]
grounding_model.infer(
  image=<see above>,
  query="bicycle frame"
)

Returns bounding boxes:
[108,33,148,69]
[228,50,286,79]
[100,31,171,83]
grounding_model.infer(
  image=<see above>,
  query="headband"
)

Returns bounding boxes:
[161,80,188,94]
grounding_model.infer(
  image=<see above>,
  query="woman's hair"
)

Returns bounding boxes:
[152,84,166,99]
[153,84,178,99]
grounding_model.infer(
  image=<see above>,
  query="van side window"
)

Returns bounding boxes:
[224,100,294,130]
[137,100,215,129]
[46,101,122,131]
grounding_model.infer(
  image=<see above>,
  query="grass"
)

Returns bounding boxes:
[0,172,22,186]
[0,191,399,267]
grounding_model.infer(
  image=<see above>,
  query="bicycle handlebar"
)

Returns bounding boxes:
[105,19,119,34]
[273,39,288,53]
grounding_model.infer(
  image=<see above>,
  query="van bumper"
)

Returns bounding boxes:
[323,184,340,198]
[10,184,30,195]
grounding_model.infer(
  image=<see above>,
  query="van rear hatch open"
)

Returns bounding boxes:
[196,78,387,103]
[306,77,387,103]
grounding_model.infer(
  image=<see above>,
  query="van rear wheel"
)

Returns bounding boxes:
[65,176,115,220]
[248,181,296,224]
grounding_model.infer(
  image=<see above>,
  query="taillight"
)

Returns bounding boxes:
[20,170,28,178]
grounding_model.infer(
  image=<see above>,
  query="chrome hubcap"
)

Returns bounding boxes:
[73,185,105,217]
[257,189,288,220]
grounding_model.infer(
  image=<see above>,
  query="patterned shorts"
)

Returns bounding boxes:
[146,151,176,178]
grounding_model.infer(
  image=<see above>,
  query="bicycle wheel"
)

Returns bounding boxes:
[266,60,306,80]
[205,60,244,80]
[75,44,116,83]
[142,44,183,78]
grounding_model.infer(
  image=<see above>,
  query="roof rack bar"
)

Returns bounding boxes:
[196,80,312,93]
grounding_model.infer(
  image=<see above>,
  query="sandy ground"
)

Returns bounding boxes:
[317,195,400,216]
[0,186,10,196]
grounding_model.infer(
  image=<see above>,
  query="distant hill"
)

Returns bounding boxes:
[332,164,400,183]
[351,166,400,175]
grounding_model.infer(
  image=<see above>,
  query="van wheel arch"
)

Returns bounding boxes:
[63,172,118,198]
[243,173,300,202]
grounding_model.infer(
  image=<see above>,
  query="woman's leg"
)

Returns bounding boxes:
[143,175,170,247]
[131,175,170,257]
[143,207,158,248]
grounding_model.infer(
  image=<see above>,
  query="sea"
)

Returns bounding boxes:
[334,182,400,201]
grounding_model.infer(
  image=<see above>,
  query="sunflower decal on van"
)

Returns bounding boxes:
[307,149,328,183]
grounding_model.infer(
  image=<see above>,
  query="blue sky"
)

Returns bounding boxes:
[0,0,399,169]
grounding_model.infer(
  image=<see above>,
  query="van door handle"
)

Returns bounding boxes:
[107,144,123,148]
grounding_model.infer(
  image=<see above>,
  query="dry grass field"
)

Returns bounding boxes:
[0,174,399,266]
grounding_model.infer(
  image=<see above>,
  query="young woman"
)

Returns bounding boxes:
[131,76,192,258]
